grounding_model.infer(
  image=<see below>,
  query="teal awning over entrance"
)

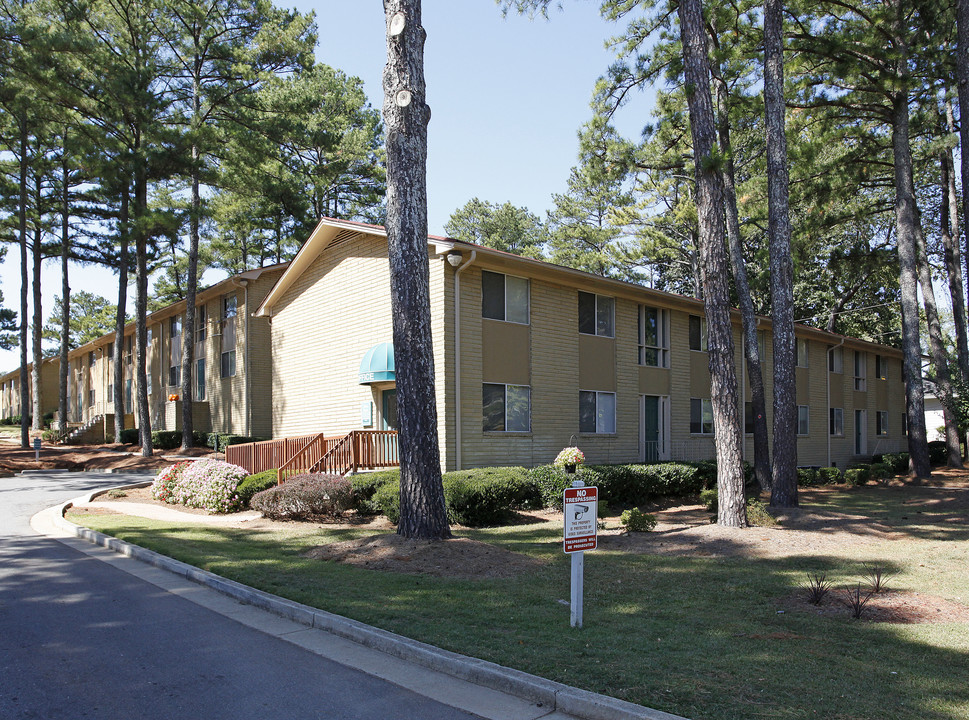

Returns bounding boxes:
[359,342,395,384]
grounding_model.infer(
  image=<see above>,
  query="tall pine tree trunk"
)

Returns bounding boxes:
[181,69,201,451]
[134,157,152,457]
[915,218,962,467]
[18,115,29,449]
[31,202,43,432]
[383,0,451,540]
[891,90,931,479]
[677,0,746,527]
[714,72,771,493]
[943,100,969,386]
[957,0,969,323]
[765,0,797,507]
[114,189,129,443]
[59,135,70,434]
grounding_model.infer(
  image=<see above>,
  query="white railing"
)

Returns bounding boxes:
[669,438,716,463]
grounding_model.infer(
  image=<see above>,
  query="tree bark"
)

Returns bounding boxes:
[18,115,29,449]
[957,0,969,328]
[134,156,152,458]
[114,188,129,443]
[59,134,70,435]
[891,91,930,479]
[677,0,746,527]
[383,0,450,540]
[764,0,798,507]
[181,70,201,450]
[943,100,969,386]
[713,72,771,493]
[31,193,43,432]
[915,218,962,467]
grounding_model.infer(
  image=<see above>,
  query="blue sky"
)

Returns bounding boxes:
[0,1,655,372]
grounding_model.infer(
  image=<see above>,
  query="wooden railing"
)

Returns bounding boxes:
[278,430,399,482]
[227,430,399,480]
[226,433,320,475]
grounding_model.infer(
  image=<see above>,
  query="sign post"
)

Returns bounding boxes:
[33,438,41,461]
[563,481,597,628]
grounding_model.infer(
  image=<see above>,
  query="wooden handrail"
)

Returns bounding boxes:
[227,430,400,480]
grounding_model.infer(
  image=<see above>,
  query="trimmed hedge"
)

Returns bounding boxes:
[927,441,948,465]
[797,467,820,487]
[878,452,909,473]
[845,465,870,486]
[206,433,269,452]
[818,466,842,484]
[118,428,139,444]
[237,469,279,506]
[351,470,400,515]
[252,474,354,519]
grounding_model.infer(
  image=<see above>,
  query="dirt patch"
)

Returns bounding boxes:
[778,589,969,624]
[303,534,547,580]
[0,436,220,474]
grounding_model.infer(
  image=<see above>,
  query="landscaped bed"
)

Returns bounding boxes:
[67,466,969,720]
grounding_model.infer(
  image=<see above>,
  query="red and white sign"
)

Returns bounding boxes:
[563,486,598,553]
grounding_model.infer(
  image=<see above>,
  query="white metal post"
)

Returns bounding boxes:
[570,478,584,628]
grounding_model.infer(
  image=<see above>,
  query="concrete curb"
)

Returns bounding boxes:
[51,488,687,720]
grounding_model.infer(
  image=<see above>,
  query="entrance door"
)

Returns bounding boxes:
[381,389,398,431]
[641,395,669,462]
[855,409,867,456]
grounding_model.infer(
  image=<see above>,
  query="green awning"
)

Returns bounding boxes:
[359,342,395,384]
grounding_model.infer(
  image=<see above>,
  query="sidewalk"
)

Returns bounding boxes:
[33,481,688,720]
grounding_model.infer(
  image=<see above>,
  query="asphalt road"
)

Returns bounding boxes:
[0,471,483,720]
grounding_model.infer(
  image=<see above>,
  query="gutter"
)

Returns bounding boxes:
[451,250,476,471]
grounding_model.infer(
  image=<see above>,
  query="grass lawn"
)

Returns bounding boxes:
[68,483,969,720]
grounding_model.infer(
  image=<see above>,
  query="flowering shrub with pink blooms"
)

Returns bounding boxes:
[150,462,190,503]
[151,458,248,513]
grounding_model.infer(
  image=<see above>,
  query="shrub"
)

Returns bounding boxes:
[373,480,401,524]
[118,428,139,444]
[700,487,718,513]
[350,470,399,515]
[41,429,59,442]
[870,462,892,482]
[150,462,191,503]
[236,469,278,507]
[746,498,778,527]
[844,467,869,486]
[441,466,539,526]
[797,467,820,487]
[529,465,573,509]
[620,508,657,532]
[251,474,353,520]
[151,431,182,450]
[172,458,248,513]
[881,452,910,473]
[206,434,269,452]
[818,466,842,484]
[692,461,718,490]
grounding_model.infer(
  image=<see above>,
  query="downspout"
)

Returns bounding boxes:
[827,337,846,467]
[451,250,476,471]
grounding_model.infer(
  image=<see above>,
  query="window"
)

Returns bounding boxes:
[876,411,888,436]
[195,304,207,346]
[89,389,95,407]
[854,351,866,391]
[744,402,754,434]
[578,292,614,337]
[124,379,132,414]
[689,315,708,351]
[221,295,237,378]
[901,413,908,435]
[829,407,844,436]
[690,398,714,435]
[125,336,132,366]
[481,270,529,324]
[88,351,95,368]
[482,383,530,432]
[580,390,616,434]
[169,316,182,387]
[798,405,810,436]
[796,339,809,368]
[195,358,206,401]
[875,354,886,380]
[828,346,843,373]
[758,330,767,359]
[638,306,669,367]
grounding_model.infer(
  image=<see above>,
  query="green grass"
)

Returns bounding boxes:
[67,484,969,720]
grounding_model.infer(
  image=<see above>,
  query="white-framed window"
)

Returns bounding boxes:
[830,407,844,436]
[875,354,886,380]
[482,383,530,432]
[124,335,132,366]
[221,295,237,378]
[690,398,714,435]
[689,315,708,352]
[638,306,669,367]
[876,410,888,436]
[854,351,867,391]
[196,304,207,346]
[829,346,843,373]
[796,338,809,368]
[578,292,615,337]
[579,390,616,434]
[798,405,810,436]
[481,270,529,324]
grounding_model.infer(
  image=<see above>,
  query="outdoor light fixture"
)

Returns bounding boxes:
[446,251,463,268]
